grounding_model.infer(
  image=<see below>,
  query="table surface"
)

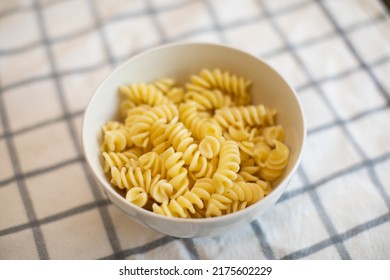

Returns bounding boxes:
[0,0,389,260]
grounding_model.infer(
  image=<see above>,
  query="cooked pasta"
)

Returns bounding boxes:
[199,136,221,159]
[102,151,132,173]
[184,89,231,111]
[128,104,179,147]
[153,78,185,105]
[101,127,132,152]
[212,140,241,193]
[126,187,148,207]
[260,140,290,181]
[99,68,290,218]
[160,147,189,199]
[120,83,170,106]
[179,101,222,139]
[138,151,166,178]
[186,68,251,106]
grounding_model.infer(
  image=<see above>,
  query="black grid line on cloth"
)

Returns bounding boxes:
[297,168,351,259]
[87,0,140,259]
[32,0,123,260]
[0,199,110,238]
[281,212,390,259]
[250,220,276,259]
[1,0,386,56]
[145,0,169,44]
[307,104,390,136]
[260,12,388,60]
[202,0,226,43]
[264,0,390,206]
[0,109,84,140]
[296,54,390,92]
[0,77,49,259]
[181,239,201,260]
[100,236,178,260]
[317,0,390,103]
[0,0,195,55]
[0,156,83,189]
[258,0,351,259]
[259,0,390,259]
[314,0,390,207]
[0,62,107,93]
[87,0,116,66]
[279,151,390,205]
[0,3,32,18]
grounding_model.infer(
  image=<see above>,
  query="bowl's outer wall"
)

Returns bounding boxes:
[82,43,305,237]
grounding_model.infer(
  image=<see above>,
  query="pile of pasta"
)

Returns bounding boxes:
[100,68,289,218]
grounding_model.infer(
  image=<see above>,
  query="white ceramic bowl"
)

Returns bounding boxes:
[82,42,306,238]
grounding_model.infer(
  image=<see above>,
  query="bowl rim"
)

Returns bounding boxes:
[82,41,307,224]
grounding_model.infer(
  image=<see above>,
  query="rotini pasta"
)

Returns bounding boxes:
[120,83,171,106]
[153,78,185,104]
[186,68,252,106]
[212,140,241,193]
[260,140,289,181]
[100,68,290,218]
[179,101,222,140]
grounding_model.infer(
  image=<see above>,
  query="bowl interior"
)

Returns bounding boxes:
[82,43,305,224]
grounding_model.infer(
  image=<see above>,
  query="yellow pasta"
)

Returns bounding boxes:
[99,69,290,218]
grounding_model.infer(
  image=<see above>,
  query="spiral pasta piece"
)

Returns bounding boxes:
[149,179,174,203]
[152,199,186,218]
[160,147,189,198]
[101,127,132,152]
[120,83,171,106]
[238,163,260,182]
[262,125,284,147]
[214,105,268,129]
[162,118,210,178]
[213,140,241,193]
[126,187,148,207]
[223,181,264,205]
[191,178,215,203]
[153,78,176,93]
[206,194,233,218]
[153,196,201,218]
[102,121,122,133]
[138,151,167,178]
[226,201,248,214]
[225,122,250,142]
[157,177,217,218]
[128,104,179,147]
[179,101,222,140]
[199,136,221,159]
[124,105,151,128]
[186,68,251,105]
[119,99,137,119]
[102,151,134,173]
[153,78,185,105]
[110,166,160,193]
[184,89,231,111]
[260,140,289,181]
[253,141,271,167]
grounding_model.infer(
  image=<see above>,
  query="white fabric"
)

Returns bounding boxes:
[0,0,389,260]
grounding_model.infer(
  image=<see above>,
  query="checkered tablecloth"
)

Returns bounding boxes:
[1,0,389,260]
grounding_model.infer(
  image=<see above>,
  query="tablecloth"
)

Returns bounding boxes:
[0,0,389,260]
